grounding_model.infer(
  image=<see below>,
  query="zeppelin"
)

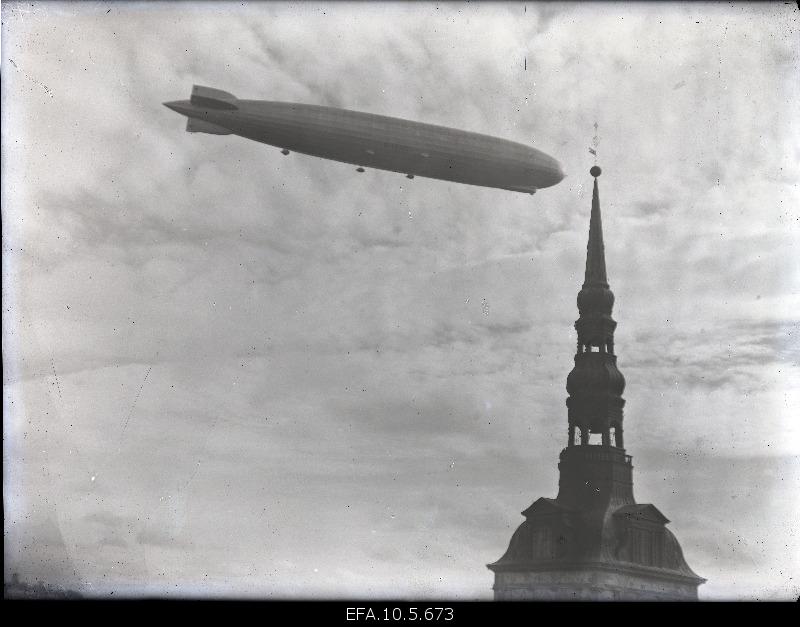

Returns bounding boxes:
[164,86,565,194]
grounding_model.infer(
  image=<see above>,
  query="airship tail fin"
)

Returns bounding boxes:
[190,85,238,110]
[186,118,232,135]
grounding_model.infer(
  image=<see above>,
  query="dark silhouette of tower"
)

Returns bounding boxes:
[487,166,705,600]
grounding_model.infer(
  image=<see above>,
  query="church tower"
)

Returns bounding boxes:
[487,166,705,600]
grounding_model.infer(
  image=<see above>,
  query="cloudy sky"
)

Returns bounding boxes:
[2,1,798,600]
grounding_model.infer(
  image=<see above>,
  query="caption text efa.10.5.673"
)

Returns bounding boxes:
[345,607,455,621]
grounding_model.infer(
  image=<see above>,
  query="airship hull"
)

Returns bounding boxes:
[164,86,564,194]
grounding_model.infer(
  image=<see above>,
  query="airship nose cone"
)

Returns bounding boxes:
[529,149,566,189]
[553,162,566,184]
[542,157,566,188]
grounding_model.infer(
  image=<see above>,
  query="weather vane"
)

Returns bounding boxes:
[589,121,599,164]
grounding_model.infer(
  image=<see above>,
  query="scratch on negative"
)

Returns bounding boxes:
[181,460,202,493]
[9,57,54,97]
[51,356,63,402]
[120,364,153,436]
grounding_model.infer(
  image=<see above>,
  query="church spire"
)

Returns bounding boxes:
[488,165,706,600]
[566,166,626,448]
[584,166,608,288]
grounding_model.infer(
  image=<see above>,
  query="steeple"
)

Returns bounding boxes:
[487,165,705,600]
[566,166,626,448]
[584,166,608,287]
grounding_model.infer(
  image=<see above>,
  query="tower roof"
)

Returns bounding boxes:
[575,167,614,319]
[584,166,608,288]
[568,166,625,442]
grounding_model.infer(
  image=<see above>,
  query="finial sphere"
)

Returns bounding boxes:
[590,165,602,177]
